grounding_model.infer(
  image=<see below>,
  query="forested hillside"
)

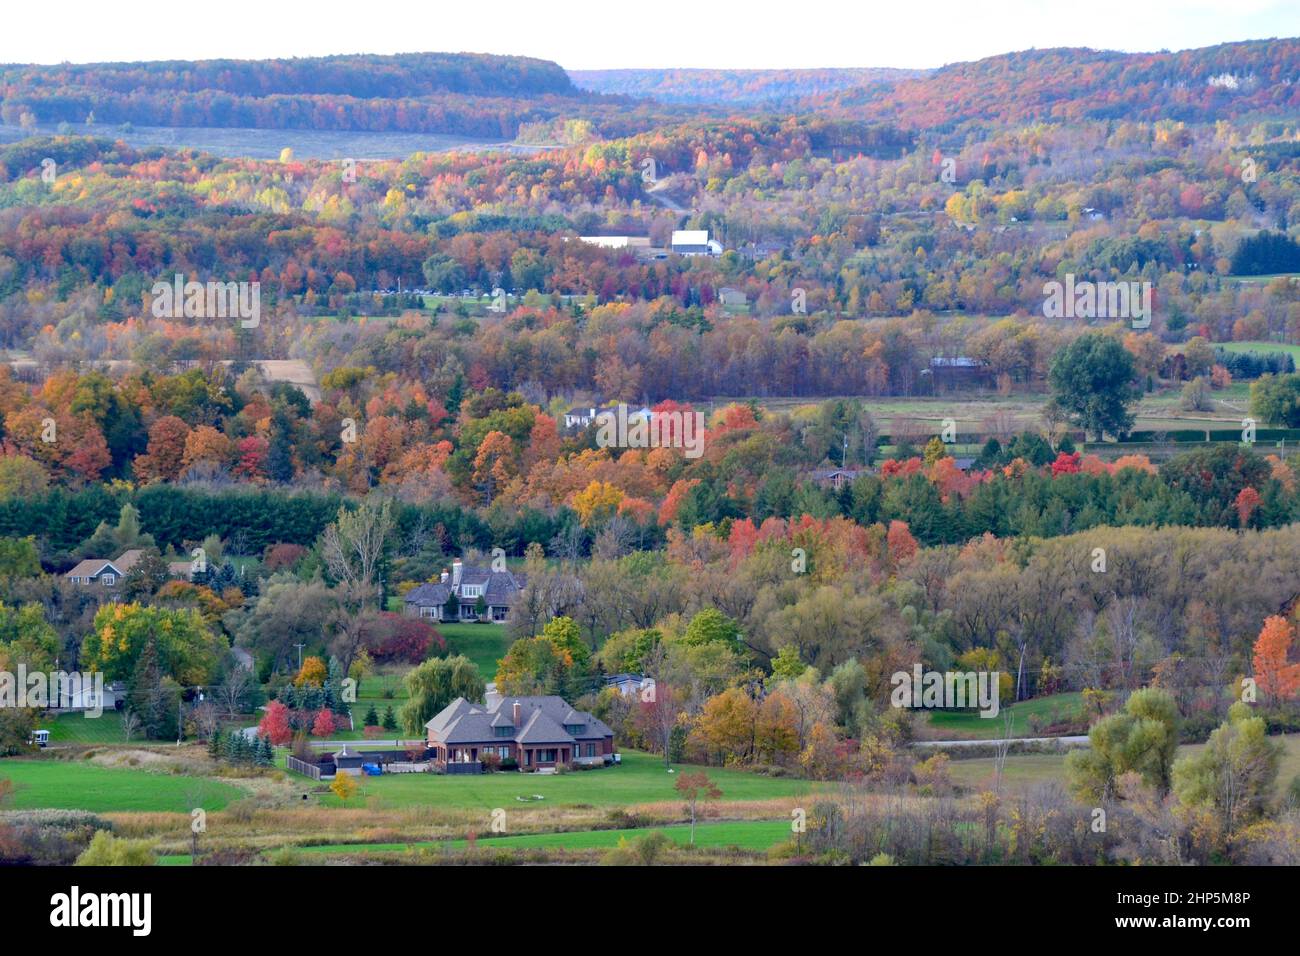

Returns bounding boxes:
[813,40,1300,126]
[0,52,645,137]
[569,67,922,104]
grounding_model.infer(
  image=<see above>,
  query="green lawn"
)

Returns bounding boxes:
[434,622,511,677]
[0,758,242,813]
[315,750,814,810]
[925,692,1086,740]
[40,709,129,744]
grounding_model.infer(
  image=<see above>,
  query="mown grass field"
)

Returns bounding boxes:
[40,709,129,744]
[924,692,1086,739]
[315,750,814,810]
[0,758,243,813]
[434,621,511,677]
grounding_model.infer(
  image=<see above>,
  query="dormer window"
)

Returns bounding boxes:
[101,574,115,586]
[564,723,584,735]
[461,584,483,598]
[494,725,513,737]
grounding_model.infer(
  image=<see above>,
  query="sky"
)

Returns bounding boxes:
[0,0,1296,70]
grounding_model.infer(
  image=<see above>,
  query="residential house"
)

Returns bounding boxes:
[48,680,125,713]
[562,402,653,434]
[563,405,600,431]
[809,467,866,490]
[604,673,655,699]
[66,549,198,595]
[718,287,747,308]
[167,554,203,581]
[403,558,525,624]
[64,549,145,591]
[425,695,616,771]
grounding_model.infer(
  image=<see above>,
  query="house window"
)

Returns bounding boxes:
[461,584,483,598]
[419,605,438,619]
[494,725,513,737]
[101,574,115,586]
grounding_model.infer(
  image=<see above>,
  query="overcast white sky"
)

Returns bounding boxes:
[1,0,1296,70]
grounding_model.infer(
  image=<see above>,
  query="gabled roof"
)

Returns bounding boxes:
[404,565,527,607]
[425,695,613,747]
[65,549,145,580]
[516,708,571,744]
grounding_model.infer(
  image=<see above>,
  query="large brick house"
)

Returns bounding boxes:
[403,558,524,624]
[425,693,615,771]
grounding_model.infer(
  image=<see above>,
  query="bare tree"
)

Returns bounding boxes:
[215,667,252,722]
[321,497,393,594]
[121,710,141,742]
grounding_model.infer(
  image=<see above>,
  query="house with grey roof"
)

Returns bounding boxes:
[403,558,525,624]
[65,548,198,597]
[426,695,615,772]
[64,549,146,591]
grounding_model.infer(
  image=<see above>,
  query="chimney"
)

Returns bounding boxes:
[440,569,449,584]
[452,559,463,586]
[512,700,521,727]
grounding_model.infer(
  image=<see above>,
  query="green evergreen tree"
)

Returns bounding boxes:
[208,725,223,759]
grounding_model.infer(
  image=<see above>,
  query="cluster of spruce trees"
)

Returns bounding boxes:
[209,729,274,766]
[362,703,399,731]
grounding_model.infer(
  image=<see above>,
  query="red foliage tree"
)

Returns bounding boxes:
[257,700,293,745]
[363,611,444,663]
[311,708,337,737]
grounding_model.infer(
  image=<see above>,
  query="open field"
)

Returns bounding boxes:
[923,692,1086,739]
[946,732,1300,795]
[0,758,243,813]
[738,386,1256,437]
[315,750,815,810]
[40,710,130,744]
[434,622,512,677]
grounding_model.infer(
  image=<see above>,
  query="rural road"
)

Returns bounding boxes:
[645,181,689,213]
